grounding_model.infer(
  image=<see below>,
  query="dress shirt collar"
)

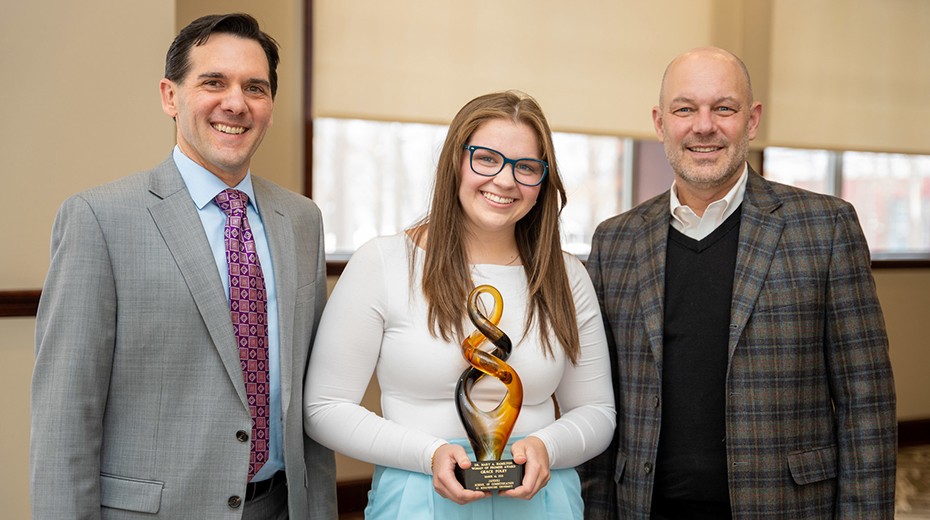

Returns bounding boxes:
[172,146,259,215]
[669,163,748,240]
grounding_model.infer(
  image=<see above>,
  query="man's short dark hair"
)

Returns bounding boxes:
[165,13,281,98]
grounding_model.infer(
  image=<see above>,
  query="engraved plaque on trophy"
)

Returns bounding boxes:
[453,285,525,491]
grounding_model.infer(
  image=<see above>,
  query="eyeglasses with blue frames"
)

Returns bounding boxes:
[462,145,549,187]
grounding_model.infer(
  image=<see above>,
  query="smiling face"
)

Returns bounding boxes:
[458,118,543,241]
[160,33,274,186]
[653,48,761,202]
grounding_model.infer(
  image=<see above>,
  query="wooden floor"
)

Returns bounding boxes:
[338,445,930,519]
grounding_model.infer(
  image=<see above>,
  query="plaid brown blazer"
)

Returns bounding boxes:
[578,169,896,519]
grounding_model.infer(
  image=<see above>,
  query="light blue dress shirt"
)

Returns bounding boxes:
[173,146,284,481]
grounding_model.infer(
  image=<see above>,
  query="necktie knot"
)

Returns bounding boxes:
[215,189,249,217]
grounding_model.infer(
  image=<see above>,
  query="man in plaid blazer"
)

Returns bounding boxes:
[577,47,896,519]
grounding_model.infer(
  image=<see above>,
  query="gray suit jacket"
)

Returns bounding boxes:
[31,156,337,519]
[578,169,896,519]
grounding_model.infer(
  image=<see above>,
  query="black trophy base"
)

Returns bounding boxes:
[454,460,524,491]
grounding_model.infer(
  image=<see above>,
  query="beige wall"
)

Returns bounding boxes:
[3,0,930,516]
[873,268,930,420]
[766,0,930,154]
[314,0,733,138]
[1,318,39,520]
[2,0,177,291]
[2,0,177,516]
[313,0,930,155]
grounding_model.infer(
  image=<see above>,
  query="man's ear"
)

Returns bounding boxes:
[747,102,763,141]
[160,78,179,120]
[652,106,665,143]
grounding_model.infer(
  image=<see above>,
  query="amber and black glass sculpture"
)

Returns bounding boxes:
[454,285,525,491]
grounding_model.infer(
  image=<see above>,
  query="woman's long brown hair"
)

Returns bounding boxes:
[408,91,580,363]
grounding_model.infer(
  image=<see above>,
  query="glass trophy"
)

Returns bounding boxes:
[454,285,524,491]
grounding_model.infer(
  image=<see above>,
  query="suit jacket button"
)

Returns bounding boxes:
[228,496,242,508]
[644,462,653,474]
[653,395,659,408]
[237,430,249,442]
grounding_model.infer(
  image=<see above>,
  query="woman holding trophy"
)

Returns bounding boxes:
[304,91,615,519]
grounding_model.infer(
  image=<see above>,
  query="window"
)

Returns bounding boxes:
[312,118,632,258]
[313,122,930,262]
[762,147,833,195]
[312,118,446,260]
[842,152,930,254]
[764,147,930,256]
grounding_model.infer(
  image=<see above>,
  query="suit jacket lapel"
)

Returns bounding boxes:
[634,194,671,364]
[146,157,248,405]
[729,169,785,360]
[253,179,297,418]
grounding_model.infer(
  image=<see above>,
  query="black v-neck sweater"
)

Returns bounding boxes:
[651,206,742,519]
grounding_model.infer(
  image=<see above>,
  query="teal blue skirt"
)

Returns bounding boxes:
[364,438,583,520]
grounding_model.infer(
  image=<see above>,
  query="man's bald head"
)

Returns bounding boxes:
[659,47,753,109]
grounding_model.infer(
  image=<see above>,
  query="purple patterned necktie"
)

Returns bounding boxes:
[215,189,269,481]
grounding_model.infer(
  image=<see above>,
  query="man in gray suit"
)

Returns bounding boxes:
[31,13,337,519]
[578,47,896,519]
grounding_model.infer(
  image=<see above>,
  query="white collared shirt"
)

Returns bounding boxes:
[669,164,748,240]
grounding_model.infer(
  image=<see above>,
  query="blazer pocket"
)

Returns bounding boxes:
[100,473,164,513]
[614,451,628,483]
[296,279,318,301]
[786,444,838,485]
[756,279,822,313]
[295,280,320,316]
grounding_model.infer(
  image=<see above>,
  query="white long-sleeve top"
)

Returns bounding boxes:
[304,233,615,475]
